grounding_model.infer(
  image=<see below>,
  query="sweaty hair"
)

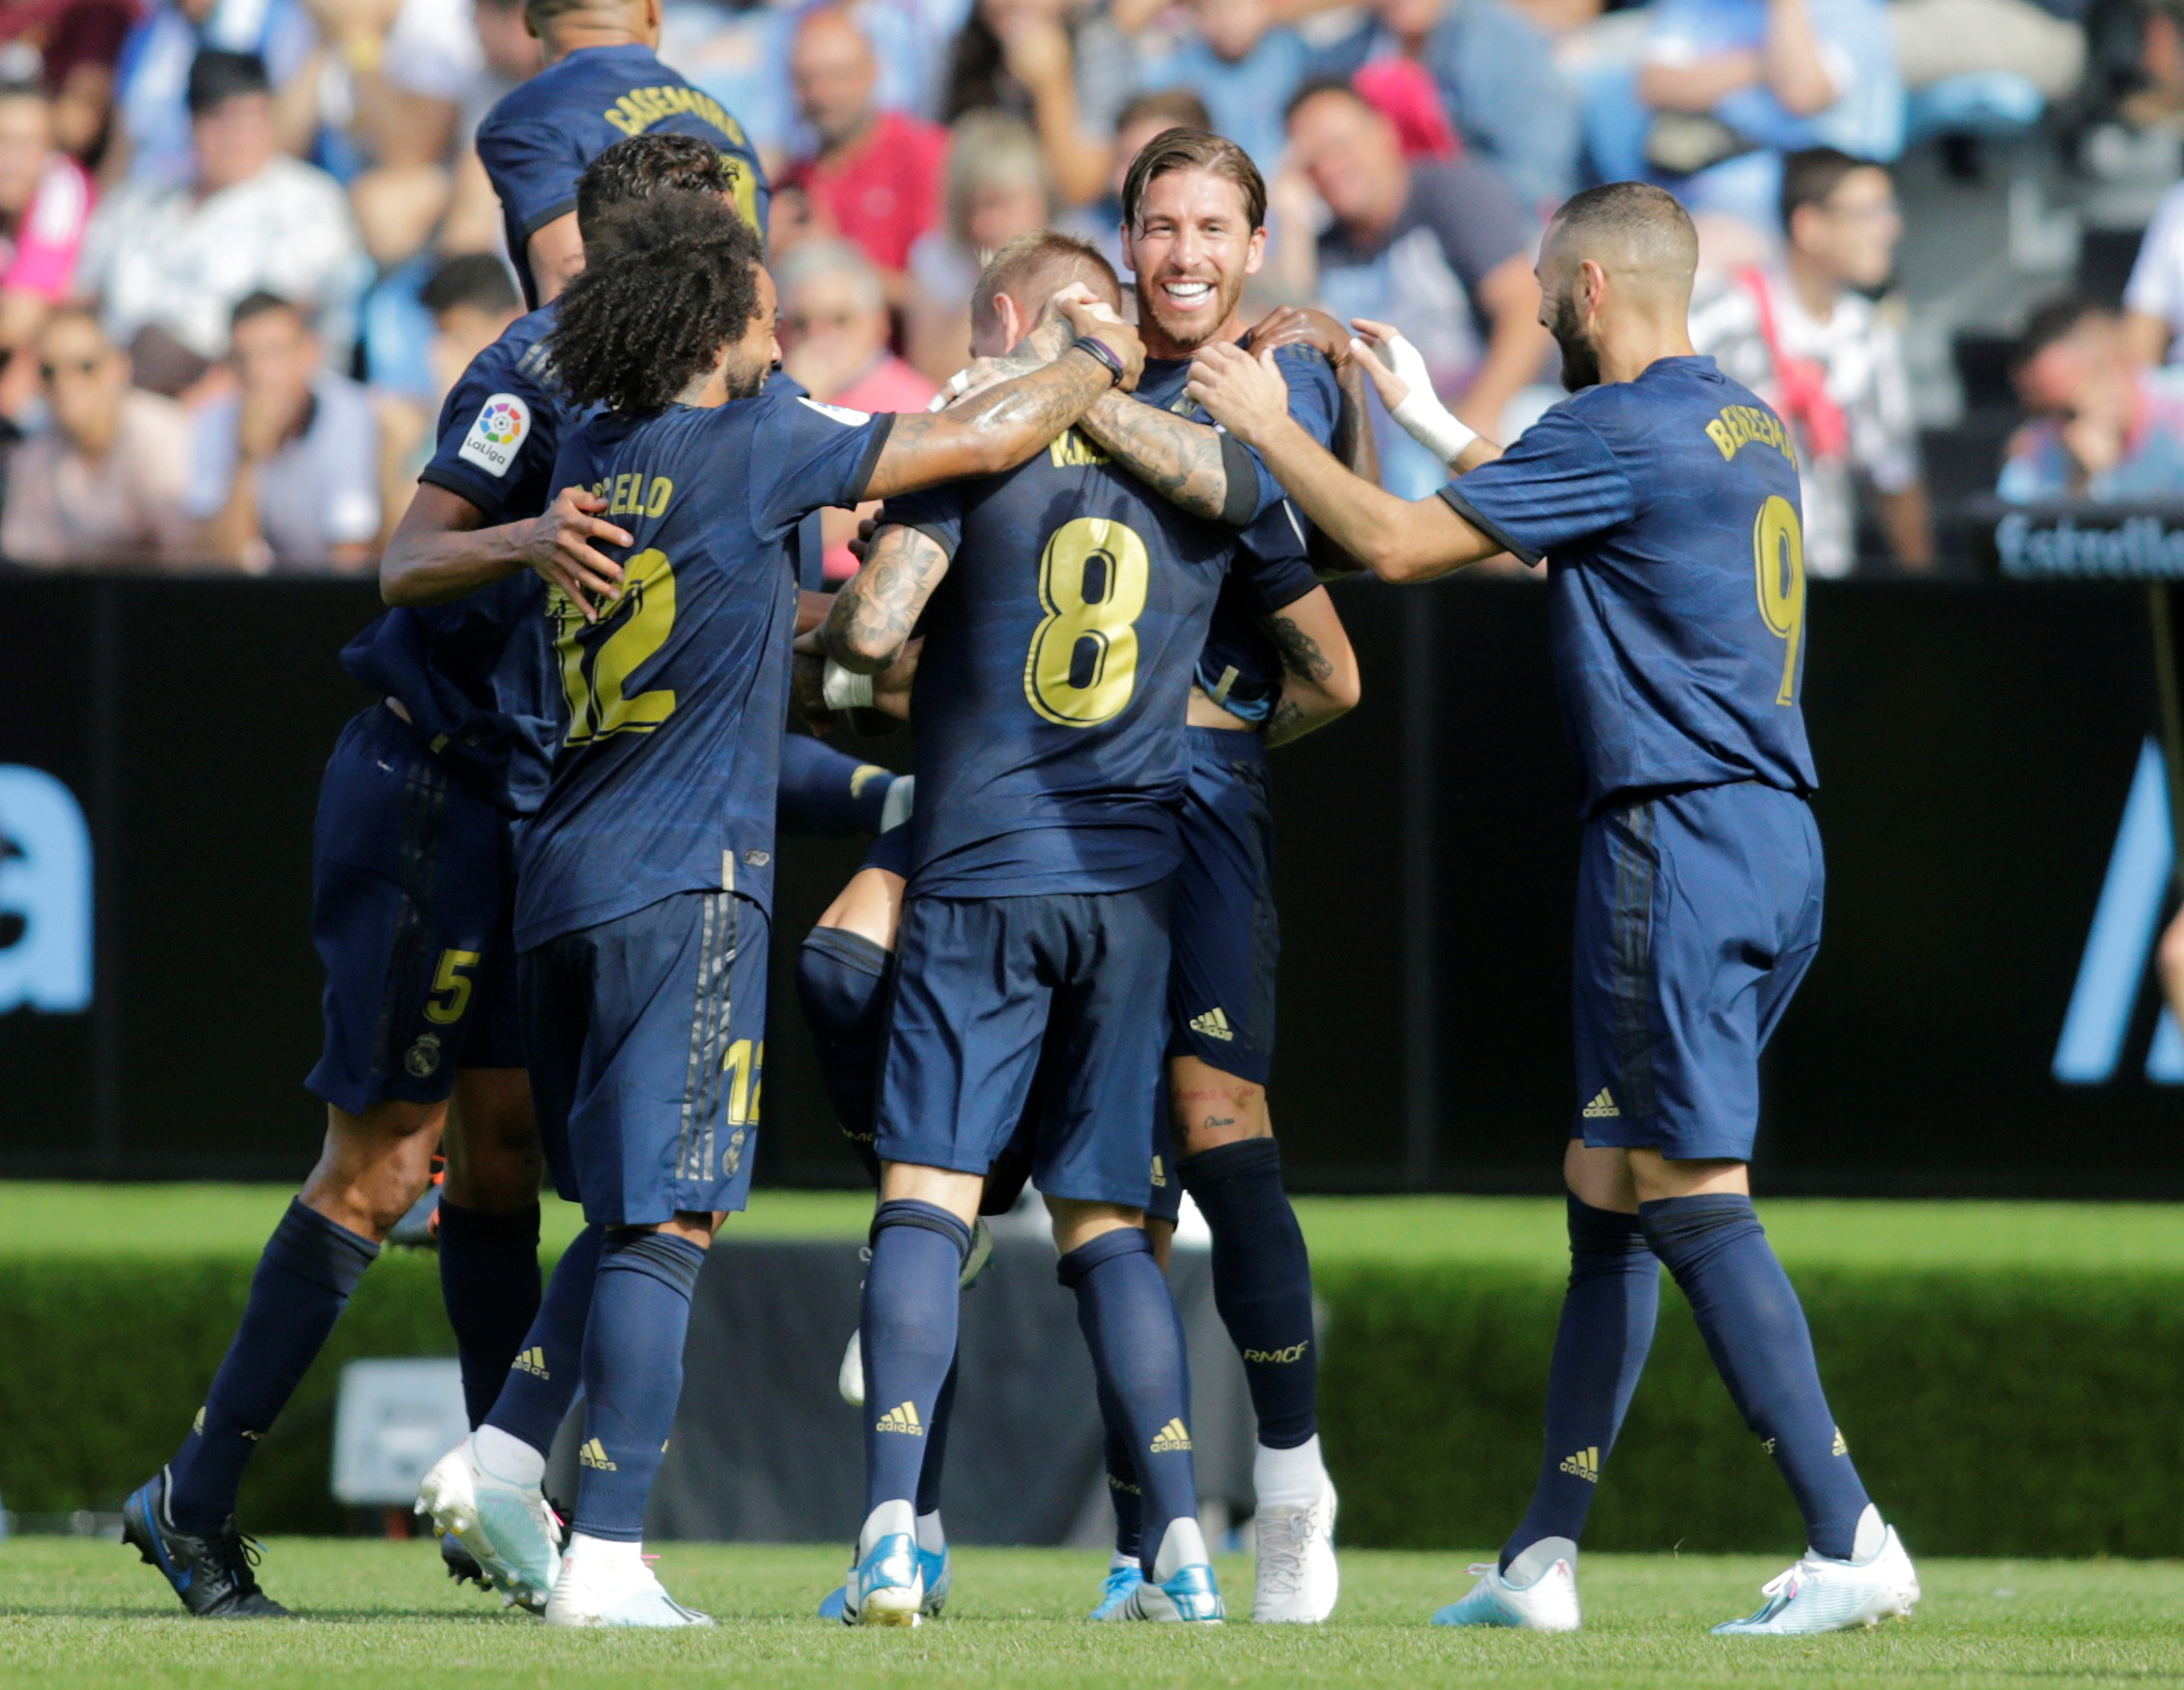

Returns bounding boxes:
[420,252,520,320]
[2010,293,2106,378]
[969,230,1120,344]
[1118,87,1211,136]
[1121,126,1266,234]
[1549,181,1698,281]
[1779,147,1882,232]
[186,48,269,115]
[548,191,765,415]
[575,133,734,239]
[230,289,300,330]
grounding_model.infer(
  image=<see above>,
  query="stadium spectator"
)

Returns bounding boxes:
[78,49,365,394]
[110,0,320,183]
[1280,77,1549,493]
[903,107,1051,380]
[1131,0,1309,173]
[1302,0,1580,212]
[1689,147,1930,574]
[1584,0,1902,249]
[187,291,380,571]
[436,0,540,254]
[1063,85,1209,270]
[780,7,948,285]
[1,306,195,566]
[2,0,138,161]
[2000,296,2184,503]
[0,74,93,418]
[938,0,1134,207]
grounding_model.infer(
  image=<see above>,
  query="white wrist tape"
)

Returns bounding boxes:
[1390,386,1477,466]
[822,660,875,712]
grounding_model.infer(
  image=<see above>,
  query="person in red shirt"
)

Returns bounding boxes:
[780,6,947,288]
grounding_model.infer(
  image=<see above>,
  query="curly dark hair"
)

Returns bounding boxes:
[547,191,766,416]
[575,134,733,239]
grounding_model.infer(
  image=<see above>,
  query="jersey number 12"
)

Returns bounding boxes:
[552,548,679,745]
[1024,517,1150,726]
[1752,495,1806,707]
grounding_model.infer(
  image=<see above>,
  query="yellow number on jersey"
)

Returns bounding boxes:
[723,157,762,237]
[552,547,678,746]
[1023,518,1150,726]
[1752,495,1806,706]
[722,1037,763,1125]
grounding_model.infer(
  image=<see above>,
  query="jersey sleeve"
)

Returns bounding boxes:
[1227,345,1345,524]
[748,393,899,540]
[1438,403,1636,566]
[418,342,559,520]
[1235,500,1323,615]
[475,110,582,241]
[874,480,964,558]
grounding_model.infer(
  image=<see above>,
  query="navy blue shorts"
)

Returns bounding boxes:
[521,889,770,1225]
[877,884,1170,1210]
[305,706,523,1115]
[1571,782,1823,1163]
[1166,727,1278,1086]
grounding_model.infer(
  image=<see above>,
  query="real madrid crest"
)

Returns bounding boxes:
[405,1033,442,1079]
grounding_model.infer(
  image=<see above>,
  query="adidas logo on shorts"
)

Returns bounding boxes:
[1148,1418,1193,1454]
[1189,1007,1235,1042]
[876,1401,924,1437]
[1559,1446,1601,1482]
[1582,1087,1620,1118]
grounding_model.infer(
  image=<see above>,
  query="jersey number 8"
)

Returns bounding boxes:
[552,549,679,745]
[1024,517,1150,727]
[1752,494,1806,707]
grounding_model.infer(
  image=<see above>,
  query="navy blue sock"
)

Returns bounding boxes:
[435,1199,543,1428]
[777,734,892,835]
[795,927,889,1184]
[1179,1139,1317,1449]
[861,1199,969,1514]
[1100,1384,1143,1563]
[571,1229,707,1541]
[913,1357,959,1517]
[1058,1227,1198,1577]
[485,1222,606,1455]
[1501,1195,1661,1571]
[1640,1194,1870,1559]
[168,1198,378,1533]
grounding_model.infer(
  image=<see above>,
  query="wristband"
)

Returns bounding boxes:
[1071,336,1127,388]
[1390,386,1478,467]
[822,660,875,712]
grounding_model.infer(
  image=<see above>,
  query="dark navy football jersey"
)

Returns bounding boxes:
[341,304,569,813]
[1442,355,1820,817]
[476,42,769,308]
[885,425,1305,898]
[1134,342,1336,721]
[514,390,894,949]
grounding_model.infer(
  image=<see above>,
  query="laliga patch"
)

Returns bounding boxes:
[460,392,530,477]
[798,396,871,427]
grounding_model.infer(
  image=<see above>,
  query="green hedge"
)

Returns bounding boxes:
[1317,1257,2184,1559]
[5,1190,2180,1555]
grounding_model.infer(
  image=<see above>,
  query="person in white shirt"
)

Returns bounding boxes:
[76,48,364,393]
[1688,146,1931,576]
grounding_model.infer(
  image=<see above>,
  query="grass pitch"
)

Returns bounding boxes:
[2,1538,2177,1689]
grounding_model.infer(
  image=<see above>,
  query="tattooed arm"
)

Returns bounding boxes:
[1075,389,1263,524]
[820,523,954,673]
[1260,585,1360,747]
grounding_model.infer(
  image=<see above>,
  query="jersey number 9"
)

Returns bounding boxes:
[552,548,679,745]
[1024,518,1150,727]
[1752,495,1806,707]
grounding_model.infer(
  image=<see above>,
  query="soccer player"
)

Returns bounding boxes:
[1185,181,1922,1637]
[476,0,768,307]
[819,226,1341,1629]
[424,191,1139,1628]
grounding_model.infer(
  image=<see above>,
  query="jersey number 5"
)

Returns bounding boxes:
[1024,517,1150,726]
[552,548,679,745]
[1752,495,1806,707]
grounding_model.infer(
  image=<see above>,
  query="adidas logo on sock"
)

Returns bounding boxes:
[1832,1426,1849,1456]
[1189,1007,1235,1042]
[1148,1418,1192,1454]
[512,1346,549,1379]
[578,1438,618,1471]
[1582,1087,1620,1118]
[875,1401,924,1437]
[1558,1446,1601,1482]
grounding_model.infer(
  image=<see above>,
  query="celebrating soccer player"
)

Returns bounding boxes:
[1186,181,1921,1637]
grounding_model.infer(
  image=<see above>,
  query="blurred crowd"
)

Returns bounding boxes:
[5,0,2184,576]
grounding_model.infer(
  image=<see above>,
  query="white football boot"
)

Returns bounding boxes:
[847,1500,925,1626]
[1253,1480,1338,1622]
[838,1330,866,1407]
[1431,1537,1582,1631]
[1712,1507,1919,1636]
[416,1437,562,1616]
[544,1538,714,1628]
